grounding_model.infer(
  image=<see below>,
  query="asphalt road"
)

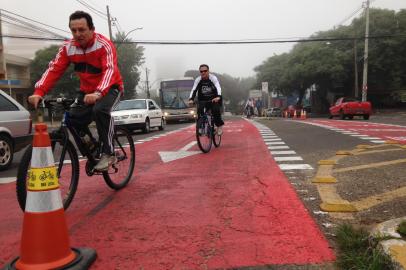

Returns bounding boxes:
[257,113,406,249]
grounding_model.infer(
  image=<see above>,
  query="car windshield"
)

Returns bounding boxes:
[114,100,147,111]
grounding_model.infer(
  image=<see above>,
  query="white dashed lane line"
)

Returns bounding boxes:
[252,121,313,171]
[299,120,387,144]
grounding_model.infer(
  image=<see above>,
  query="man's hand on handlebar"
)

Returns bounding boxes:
[84,93,101,105]
[188,99,195,106]
[28,95,43,109]
[212,97,221,103]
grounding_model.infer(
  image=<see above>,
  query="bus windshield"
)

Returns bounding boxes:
[160,79,194,109]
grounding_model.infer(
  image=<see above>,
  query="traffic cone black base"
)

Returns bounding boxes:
[2,248,97,270]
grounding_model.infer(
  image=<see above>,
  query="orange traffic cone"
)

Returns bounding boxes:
[302,110,307,120]
[293,110,297,119]
[4,123,96,270]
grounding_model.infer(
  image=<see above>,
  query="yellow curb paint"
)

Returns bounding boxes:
[312,176,337,183]
[336,150,352,155]
[320,201,357,212]
[317,185,357,212]
[356,144,372,149]
[385,140,399,145]
[389,244,406,269]
[352,186,406,211]
[334,158,406,173]
[354,148,404,156]
[318,160,337,165]
[27,167,59,191]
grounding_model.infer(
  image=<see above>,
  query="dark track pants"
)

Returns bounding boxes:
[69,88,121,155]
[197,100,224,127]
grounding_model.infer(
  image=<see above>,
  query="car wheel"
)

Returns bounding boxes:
[339,110,345,120]
[348,115,354,120]
[159,117,165,131]
[143,118,150,133]
[0,134,13,171]
[328,115,333,119]
[363,114,370,120]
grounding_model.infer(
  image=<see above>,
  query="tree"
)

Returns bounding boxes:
[254,8,406,111]
[30,45,79,98]
[114,32,145,100]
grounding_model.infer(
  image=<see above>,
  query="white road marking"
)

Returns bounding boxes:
[279,164,313,170]
[271,150,297,155]
[268,145,290,150]
[274,156,303,161]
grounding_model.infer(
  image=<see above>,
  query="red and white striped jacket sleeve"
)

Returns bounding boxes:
[95,38,117,96]
[34,44,71,97]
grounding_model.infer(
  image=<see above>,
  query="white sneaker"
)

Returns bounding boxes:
[217,126,223,135]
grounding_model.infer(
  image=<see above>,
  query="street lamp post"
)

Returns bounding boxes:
[116,27,143,49]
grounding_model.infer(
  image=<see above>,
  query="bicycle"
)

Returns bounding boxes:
[16,97,136,211]
[195,101,222,153]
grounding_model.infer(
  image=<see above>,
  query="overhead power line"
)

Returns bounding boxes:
[336,5,364,27]
[1,34,405,44]
[0,9,70,36]
[75,0,107,20]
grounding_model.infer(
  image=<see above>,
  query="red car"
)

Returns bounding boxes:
[329,97,372,120]
[284,105,302,118]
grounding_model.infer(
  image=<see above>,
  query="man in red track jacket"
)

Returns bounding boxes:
[29,11,123,171]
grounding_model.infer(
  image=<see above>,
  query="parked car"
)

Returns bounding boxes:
[266,107,282,117]
[0,90,32,171]
[112,98,165,133]
[329,97,372,120]
[283,105,303,118]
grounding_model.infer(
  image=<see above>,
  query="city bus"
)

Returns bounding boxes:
[159,77,197,123]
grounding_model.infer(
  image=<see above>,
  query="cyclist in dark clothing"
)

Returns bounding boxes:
[188,64,224,135]
[28,11,123,171]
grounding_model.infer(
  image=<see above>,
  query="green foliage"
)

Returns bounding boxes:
[397,220,406,237]
[335,224,395,270]
[114,32,145,100]
[255,8,406,111]
[30,45,79,98]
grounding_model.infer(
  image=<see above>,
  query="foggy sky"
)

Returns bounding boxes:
[1,0,404,92]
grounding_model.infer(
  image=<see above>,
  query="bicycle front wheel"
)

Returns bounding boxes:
[16,138,80,212]
[213,130,222,148]
[103,127,135,190]
[196,117,212,153]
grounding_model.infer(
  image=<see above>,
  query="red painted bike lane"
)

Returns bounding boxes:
[308,119,406,144]
[0,119,334,269]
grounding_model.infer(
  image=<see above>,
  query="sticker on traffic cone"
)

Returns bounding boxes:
[3,123,96,270]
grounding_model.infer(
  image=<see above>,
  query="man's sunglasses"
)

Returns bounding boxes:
[200,70,208,73]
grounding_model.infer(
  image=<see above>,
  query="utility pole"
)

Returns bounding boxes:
[145,68,150,98]
[106,5,113,40]
[353,39,359,98]
[361,0,370,102]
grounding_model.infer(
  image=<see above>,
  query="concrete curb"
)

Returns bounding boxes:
[372,218,406,270]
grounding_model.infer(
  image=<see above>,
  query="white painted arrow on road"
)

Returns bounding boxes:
[159,141,201,163]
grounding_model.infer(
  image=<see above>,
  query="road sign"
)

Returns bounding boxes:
[249,90,262,98]
[262,82,268,92]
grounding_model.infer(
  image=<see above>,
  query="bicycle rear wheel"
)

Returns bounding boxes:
[16,137,80,211]
[103,127,135,190]
[196,117,212,153]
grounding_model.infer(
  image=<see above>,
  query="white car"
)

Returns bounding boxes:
[112,99,165,133]
[0,90,32,171]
